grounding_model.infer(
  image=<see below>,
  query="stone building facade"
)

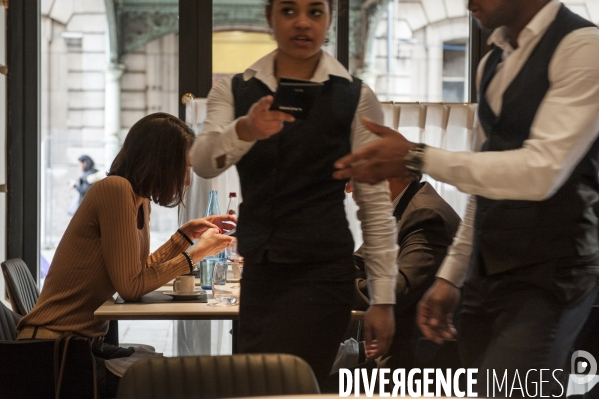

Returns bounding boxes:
[39,0,599,245]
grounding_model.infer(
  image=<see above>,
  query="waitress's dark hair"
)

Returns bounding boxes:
[265,1,342,19]
[265,0,334,7]
[108,112,195,208]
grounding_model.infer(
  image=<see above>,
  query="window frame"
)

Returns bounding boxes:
[11,0,488,283]
[7,0,40,281]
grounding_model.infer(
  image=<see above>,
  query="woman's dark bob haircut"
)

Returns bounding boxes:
[109,112,195,208]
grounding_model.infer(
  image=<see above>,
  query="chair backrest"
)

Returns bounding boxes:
[0,338,97,399]
[1,258,40,315]
[116,353,320,399]
[0,301,21,341]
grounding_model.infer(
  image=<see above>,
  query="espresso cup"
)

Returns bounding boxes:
[173,275,195,294]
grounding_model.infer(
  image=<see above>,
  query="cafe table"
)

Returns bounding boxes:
[94,278,366,321]
[94,282,366,352]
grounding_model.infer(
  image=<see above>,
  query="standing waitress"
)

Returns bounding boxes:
[191,0,397,385]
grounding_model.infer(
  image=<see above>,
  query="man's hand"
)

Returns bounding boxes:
[363,304,395,359]
[417,278,460,344]
[236,95,295,141]
[333,118,415,184]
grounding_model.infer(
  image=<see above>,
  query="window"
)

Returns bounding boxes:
[442,40,468,102]
[349,0,470,102]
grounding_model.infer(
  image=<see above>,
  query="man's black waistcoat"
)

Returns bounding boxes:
[232,74,362,264]
[474,5,599,275]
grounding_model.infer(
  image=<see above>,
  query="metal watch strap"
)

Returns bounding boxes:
[404,143,427,174]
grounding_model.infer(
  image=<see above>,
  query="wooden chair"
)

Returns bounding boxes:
[117,353,320,399]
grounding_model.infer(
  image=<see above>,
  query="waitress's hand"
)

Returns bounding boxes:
[179,215,237,241]
[236,95,295,141]
[363,304,395,359]
[188,228,234,262]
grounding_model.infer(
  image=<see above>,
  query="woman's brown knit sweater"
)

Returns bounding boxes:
[18,176,191,337]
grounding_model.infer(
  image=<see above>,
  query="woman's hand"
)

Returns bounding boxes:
[204,214,237,233]
[236,95,295,142]
[179,215,237,241]
[188,228,235,262]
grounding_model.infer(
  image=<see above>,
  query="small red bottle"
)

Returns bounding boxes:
[226,192,238,216]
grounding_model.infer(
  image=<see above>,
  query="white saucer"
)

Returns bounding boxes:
[163,290,206,300]
[228,278,240,283]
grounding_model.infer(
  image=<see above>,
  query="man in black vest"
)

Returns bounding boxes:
[334,0,599,395]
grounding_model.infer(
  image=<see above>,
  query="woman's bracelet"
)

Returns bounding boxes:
[177,229,193,245]
[181,251,194,274]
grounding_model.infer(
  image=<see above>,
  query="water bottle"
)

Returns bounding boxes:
[226,192,238,216]
[205,189,221,219]
[200,190,224,289]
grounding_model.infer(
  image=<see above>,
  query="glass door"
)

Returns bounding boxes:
[40,0,181,284]
[39,0,183,354]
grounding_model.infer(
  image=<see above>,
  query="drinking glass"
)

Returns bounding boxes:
[211,261,239,306]
[226,239,243,263]
[226,239,244,277]
[200,258,217,290]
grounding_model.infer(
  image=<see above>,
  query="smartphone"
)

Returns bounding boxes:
[270,78,323,119]
[224,228,236,237]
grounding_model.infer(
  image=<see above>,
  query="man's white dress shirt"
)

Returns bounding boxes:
[424,0,599,286]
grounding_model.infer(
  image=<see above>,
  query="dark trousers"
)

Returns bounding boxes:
[93,343,135,398]
[459,260,599,398]
[238,259,355,389]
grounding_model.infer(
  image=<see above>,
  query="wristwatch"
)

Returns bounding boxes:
[404,143,427,175]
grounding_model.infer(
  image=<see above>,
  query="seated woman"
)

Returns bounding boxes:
[16,112,235,398]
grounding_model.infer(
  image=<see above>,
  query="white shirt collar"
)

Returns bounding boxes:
[242,50,353,92]
[487,0,561,54]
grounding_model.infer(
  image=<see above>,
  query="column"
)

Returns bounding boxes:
[104,63,125,168]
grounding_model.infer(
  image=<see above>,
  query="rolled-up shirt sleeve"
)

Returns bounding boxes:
[436,195,476,287]
[190,77,255,179]
[351,84,399,305]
